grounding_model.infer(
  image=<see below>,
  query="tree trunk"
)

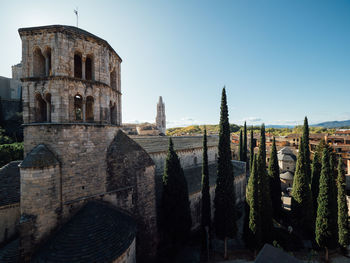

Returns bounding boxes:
[224,237,228,260]
[325,247,329,262]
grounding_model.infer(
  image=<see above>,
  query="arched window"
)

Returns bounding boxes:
[44,47,52,76]
[110,101,116,124]
[45,93,52,122]
[33,48,45,77]
[35,93,47,122]
[74,94,83,121]
[110,68,117,90]
[74,53,82,78]
[85,55,93,80]
[86,96,94,122]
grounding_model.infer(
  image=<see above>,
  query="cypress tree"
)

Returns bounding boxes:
[214,87,237,259]
[268,137,282,219]
[201,128,211,261]
[239,129,243,161]
[310,150,321,218]
[291,136,314,235]
[257,124,273,243]
[337,157,350,250]
[250,128,254,170]
[301,117,311,184]
[243,121,248,162]
[246,154,262,253]
[315,147,338,261]
[161,138,192,246]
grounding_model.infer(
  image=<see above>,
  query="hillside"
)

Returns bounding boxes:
[312,120,350,128]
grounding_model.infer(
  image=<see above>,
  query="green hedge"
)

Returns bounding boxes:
[0,142,23,167]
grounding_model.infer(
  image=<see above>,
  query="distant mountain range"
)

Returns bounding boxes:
[311,120,350,128]
[265,120,350,129]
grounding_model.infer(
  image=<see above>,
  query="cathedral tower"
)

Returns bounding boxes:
[155,96,166,134]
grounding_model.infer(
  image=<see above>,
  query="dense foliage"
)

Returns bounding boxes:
[301,117,311,184]
[315,147,338,252]
[0,142,23,167]
[291,136,314,235]
[257,124,273,243]
[160,138,192,246]
[245,154,262,251]
[268,138,282,218]
[337,158,350,249]
[214,88,237,258]
[310,150,321,217]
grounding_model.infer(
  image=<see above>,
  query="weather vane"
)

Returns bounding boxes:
[74,7,79,27]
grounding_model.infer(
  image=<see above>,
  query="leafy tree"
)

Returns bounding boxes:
[214,87,237,259]
[201,128,211,261]
[257,124,273,243]
[246,154,262,253]
[0,142,23,167]
[310,150,321,217]
[315,147,338,261]
[268,137,282,218]
[161,138,192,246]
[301,117,311,184]
[239,129,243,161]
[337,157,350,250]
[291,136,314,235]
[250,128,254,170]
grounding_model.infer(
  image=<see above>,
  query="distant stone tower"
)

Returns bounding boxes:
[156,96,166,134]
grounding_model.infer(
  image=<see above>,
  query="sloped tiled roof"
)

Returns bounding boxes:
[0,161,21,207]
[132,135,219,154]
[33,201,136,263]
[20,144,59,168]
[255,243,301,263]
[280,171,294,180]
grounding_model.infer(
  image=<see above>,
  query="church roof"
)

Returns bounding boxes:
[132,135,219,154]
[0,161,21,207]
[20,144,59,168]
[33,201,136,262]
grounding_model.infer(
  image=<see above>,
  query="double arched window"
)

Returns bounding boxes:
[73,94,94,122]
[33,47,52,77]
[74,51,94,80]
[34,93,51,122]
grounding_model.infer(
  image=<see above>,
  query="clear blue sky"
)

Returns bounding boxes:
[1,0,349,127]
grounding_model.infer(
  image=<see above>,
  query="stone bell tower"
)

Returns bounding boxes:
[155,96,166,134]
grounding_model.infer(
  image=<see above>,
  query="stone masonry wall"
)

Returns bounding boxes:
[23,124,118,219]
[0,204,20,245]
[22,78,120,124]
[20,165,61,243]
[20,27,121,87]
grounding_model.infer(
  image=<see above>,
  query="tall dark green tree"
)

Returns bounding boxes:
[291,137,314,235]
[315,147,338,261]
[243,121,248,162]
[257,124,273,243]
[268,137,282,218]
[246,154,262,253]
[310,150,321,218]
[214,87,237,259]
[337,157,350,250]
[301,117,311,184]
[161,138,192,246]
[250,128,254,170]
[239,129,243,161]
[201,128,211,261]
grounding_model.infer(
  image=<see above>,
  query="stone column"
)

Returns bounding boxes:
[82,56,86,80]
[82,98,86,122]
[45,56,49,77]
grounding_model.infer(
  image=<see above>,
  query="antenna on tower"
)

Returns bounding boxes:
[74,7,79,27]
